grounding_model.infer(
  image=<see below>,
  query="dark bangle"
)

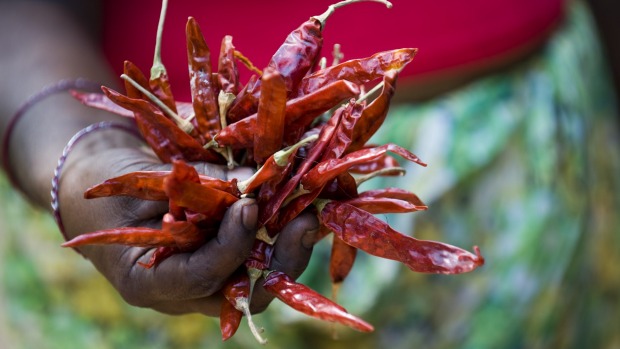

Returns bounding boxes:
[51,121,142,243]
[1,78,102,194]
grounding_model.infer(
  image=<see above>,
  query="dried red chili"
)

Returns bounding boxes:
[301,143,426,192]
[62,227,177,248]
[215,79,359,149]
[186,17,220,139]
[254,67,287,164]
[298,48,416,95]
[217,35,239,95]
[262,270,374,332]
[103,87,220,163]
[318,201,484,274]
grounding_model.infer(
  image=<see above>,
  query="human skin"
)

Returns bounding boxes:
[0,1,318,316]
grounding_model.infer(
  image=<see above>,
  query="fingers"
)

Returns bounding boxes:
[119,199,258,305]
[269,212,319,278]
[249,211,319,312]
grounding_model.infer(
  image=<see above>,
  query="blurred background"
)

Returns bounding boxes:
[1,0,619,348]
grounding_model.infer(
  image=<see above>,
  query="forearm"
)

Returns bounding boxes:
[0,2,137,209]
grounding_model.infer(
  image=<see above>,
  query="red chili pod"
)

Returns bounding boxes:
[319,201,485,274]
[254,67,287,164]
[343,197,428,214]
[348,70,398,152]
[186,17,220,139]
[84,171,171,201]
[321,99,363,161]
[61,227,177,248]
[358,187,426,203]
[123,60,151,100]
[348,152,401,174]
[218,35,239,95]
[103,87,221,163]
[330,235,357,284]
[70,90,134,118]
[301,143,426,192]
[262,271,373,332]
[258,106,343,226]
[220,299,243,341]
[298,48,417,94]
[226,74,259,123]
[216,80,359,149]
[137,246,178,269]
[164,160,239,220]
[267,18,323,97]
[162,213,205,251]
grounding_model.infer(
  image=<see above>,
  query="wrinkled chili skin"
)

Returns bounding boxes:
[268,18,323,97]
[220,299,243,341]
[186,17,220,139]
[218,35,239,95]
[348,70,398,152]
[216,80,358,149]
[298,48,417,94]
[343,197,427,214]
[321,99,363,161]
[226,75,259,123]
[330,235,357,284]
[245,240,274,270]
[348,152,400,174]
[61,227,177,248]
[319,172,358,200]
[220,272,250,340]
[258,106,343,226]
[301,143,426,192]
[123,60,150,99]
[262,271,373,332]
[103,87,221,163]
[162,213,205,251]
[254,67,287,164]
[84,171,170,201]
[320,201,485,274]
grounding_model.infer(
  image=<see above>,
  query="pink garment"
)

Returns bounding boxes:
[102,0,564,100]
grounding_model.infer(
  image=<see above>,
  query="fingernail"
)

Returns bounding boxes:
[301,228,319,249]
[241,203,258,231]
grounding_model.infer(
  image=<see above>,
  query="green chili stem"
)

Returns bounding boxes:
[355,166,405,186]
[357,81,384,104]
[151,0,169,80]
[120,74,194,134]
[235,297,267,345]
[218,91,236,169]
[236,134,319,193]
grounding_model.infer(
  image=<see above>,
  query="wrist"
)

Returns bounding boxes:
[3,82,139,209]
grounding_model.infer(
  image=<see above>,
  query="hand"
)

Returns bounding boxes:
[57,130,319,316]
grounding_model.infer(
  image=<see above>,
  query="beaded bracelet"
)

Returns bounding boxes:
[51,121,142,242]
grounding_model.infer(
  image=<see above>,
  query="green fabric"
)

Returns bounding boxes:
[1,1,619,348]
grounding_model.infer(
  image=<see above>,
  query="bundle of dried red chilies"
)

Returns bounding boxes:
[64,0,484,344]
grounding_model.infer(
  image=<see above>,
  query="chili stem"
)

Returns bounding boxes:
[332,43,344,66]
[355,166,405,186]
[218,91,236,169]
[235,297,267,345]
[314,0,392,27]
[151,0,169,80]
[121,74,194,134]
[234,50,263,76]
[357,81,384,104]
[237,134,319,193]
[313,198,330,213]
